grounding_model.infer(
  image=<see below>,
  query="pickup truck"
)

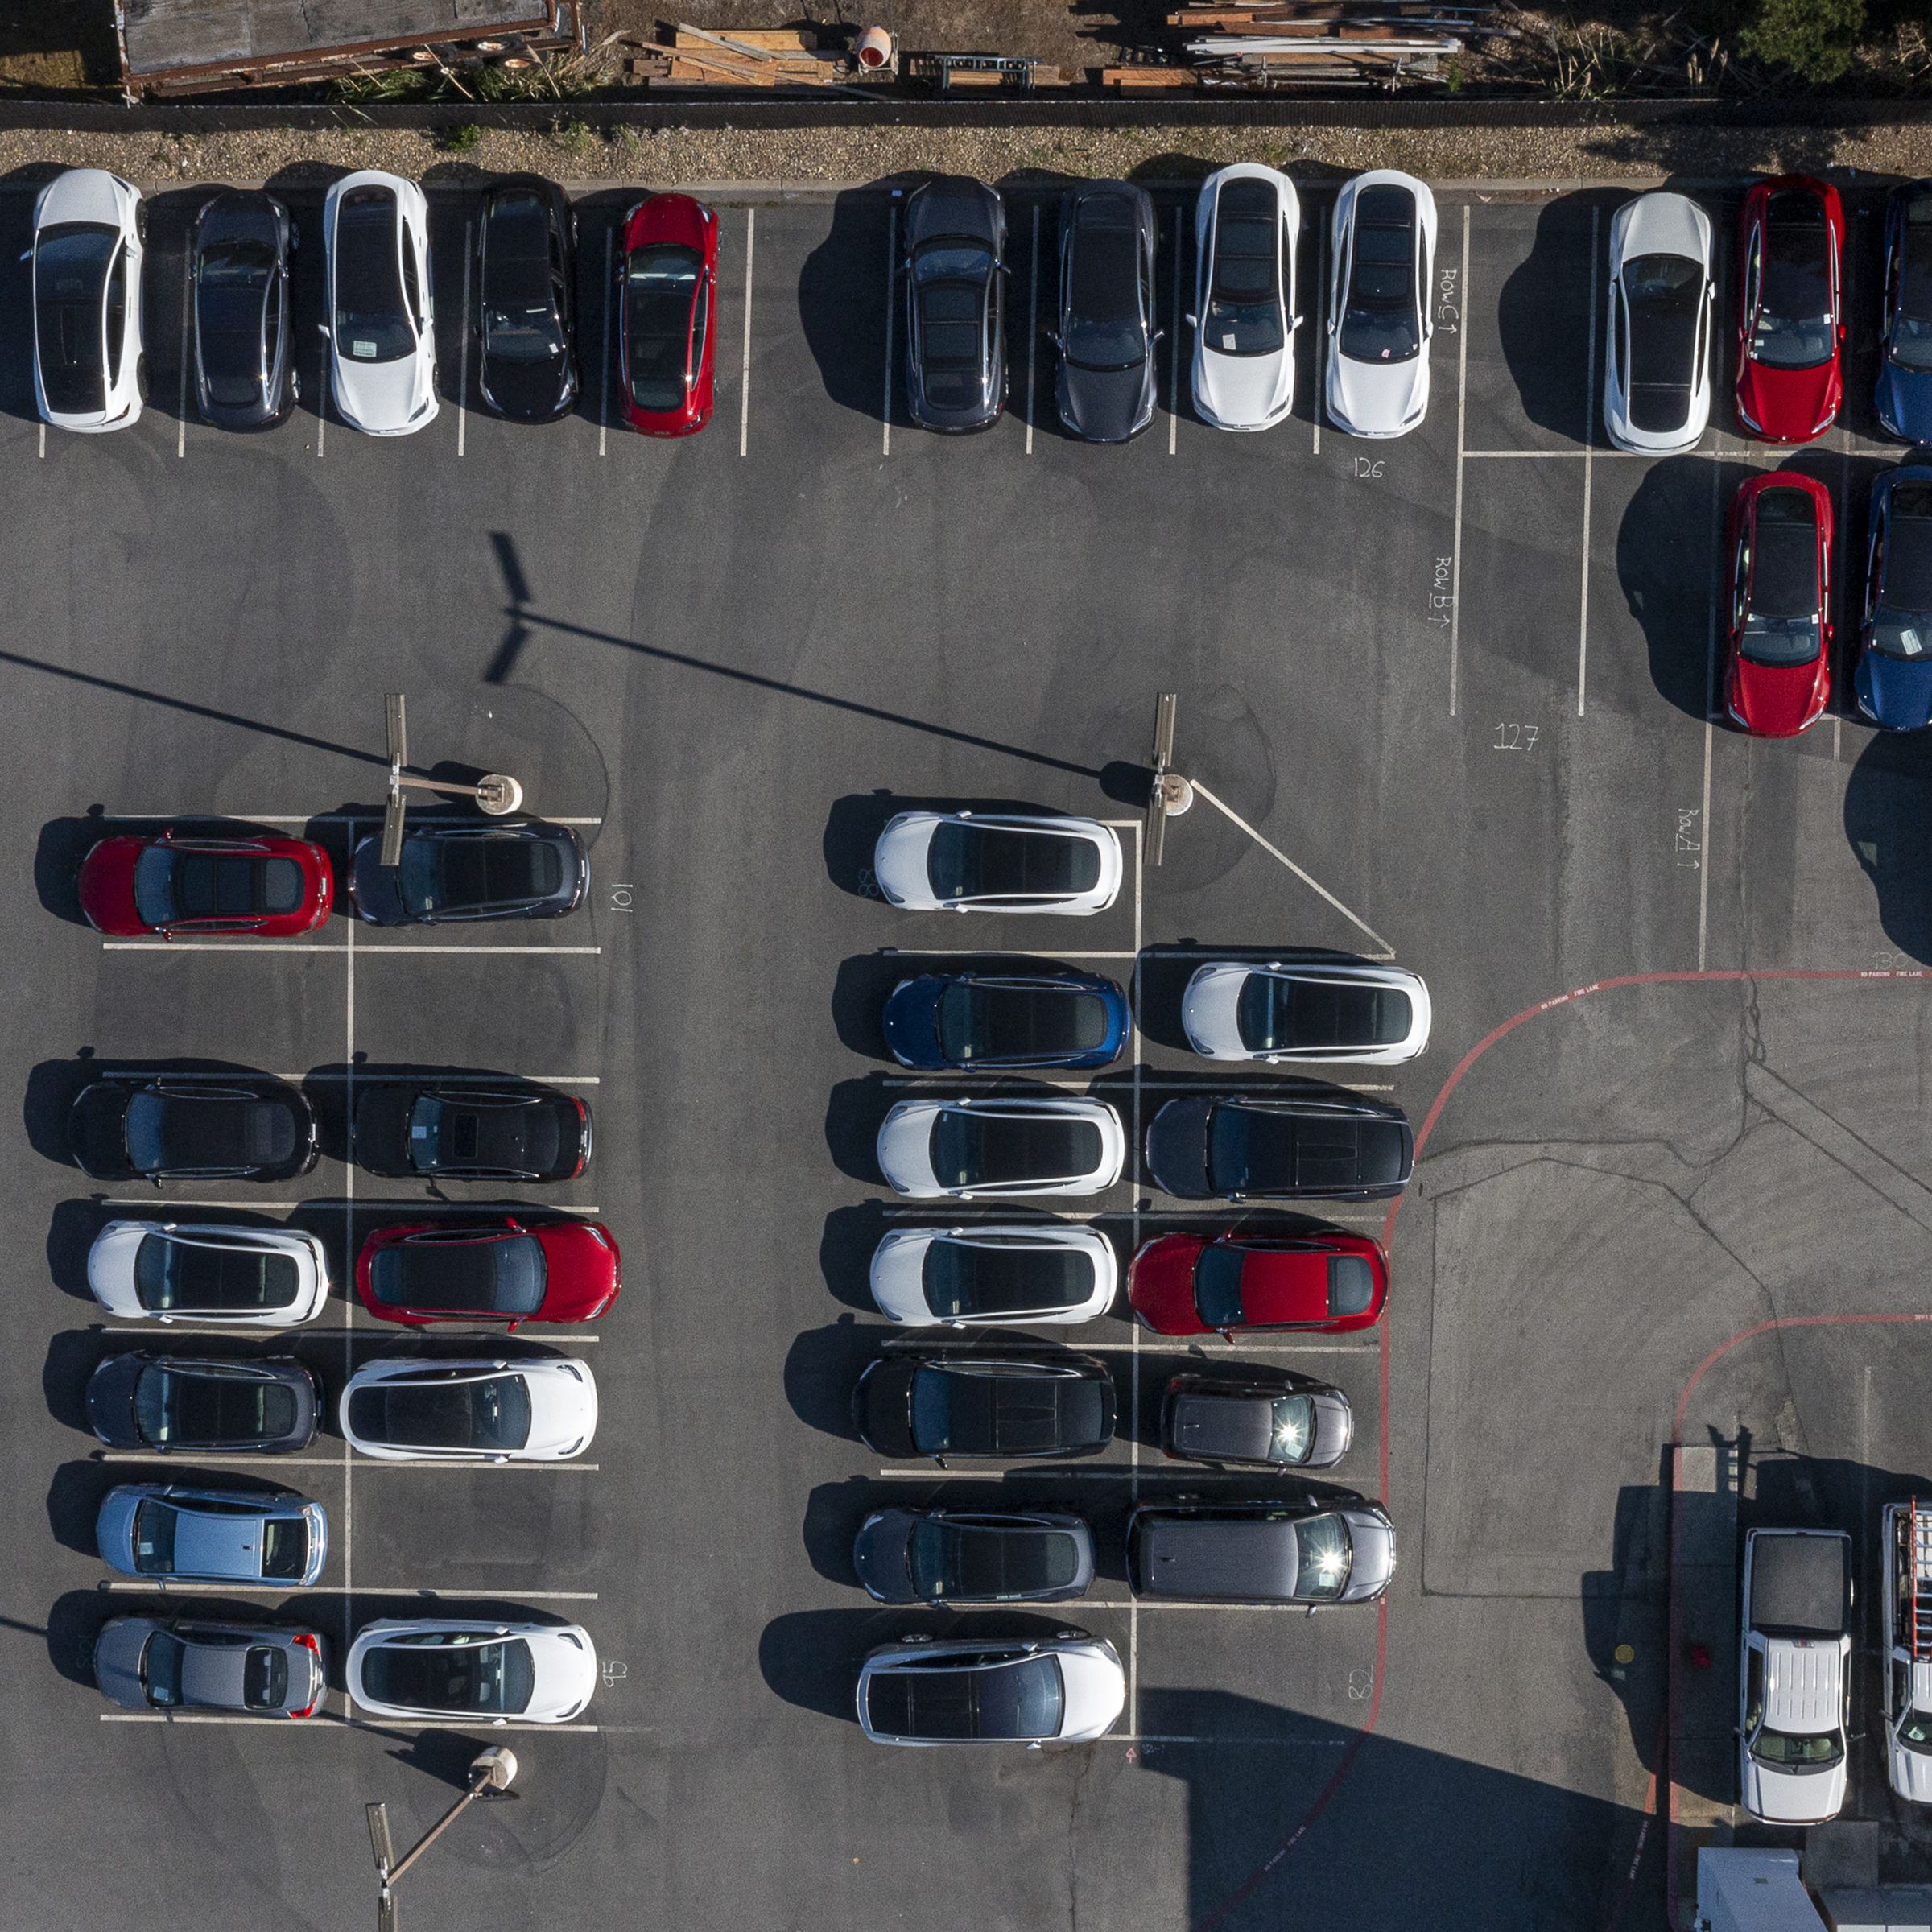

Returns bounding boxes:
[1882,1499,1932,1800]
[1738,1526,1852,1825]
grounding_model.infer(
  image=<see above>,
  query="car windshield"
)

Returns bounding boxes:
[137,1367,297,1447]
[411,1094,562,1175]
[937,984,1105,1063]
[35,223,114,415]
[914,258,986,374]
[349,1373,532,1451]
[868,1654,1063,1740]
[1741,489,1823,667]
[1752,1726,1844,1767]
[929,1111,1100,1188]
[1212,1104,1370,1194]
[243,1645,289,1709]
[1329,1255,1377,1318]
[402,835,560,915]
[625,243,698,412]
[144,1630,186,1705]
[1622,254,1703,430]
[198,238,275,406]
[927,823,1099,901]
[1893,192,1932,372]
[1294,1513,1352,1601]
[134,848,303,925]
[1194,1246,1247,1327]
[1899,1708,1932,1752]
[923,1238,1088,1318]
[1270,1395,1316,1463]
[131,1499,178,1575]
[367,1234,547,1315]
[1205,180,1283,357]
[1064,208,1143,369]
[1339,184,1420,363]
[333,188,414,363]
[134,1233,299,1312]
[1752,193,1834,370]
[364,1637,535,1714]
[908,1521,1079,1600]
[1872,493,1932,660]
[1236,974,1411,1052]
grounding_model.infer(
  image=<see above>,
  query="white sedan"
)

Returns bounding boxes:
[1189,163,1299,432]
[87,1220,330,1326]
[873,812,1121,915]
[339,1357,597,1462]
[1604,190,1714,454]
[347,1620,597,1724]
[869,1224,1117,1326]
[1182,960,1431,1066]
[1327,171,1437,439]
[31,168,144,433]
[877,1097,1125,1199]
[857,1633,1125,1746]
[323,171,439,436]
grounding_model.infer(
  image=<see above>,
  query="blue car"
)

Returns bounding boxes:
[1855,461,1932,730]
[881,971,1130,1071]
[1877,183,1932,444]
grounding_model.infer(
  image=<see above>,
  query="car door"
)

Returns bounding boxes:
[400,221,427,355]
[1867,498,1889,630]
[103,241,128,393]
[1732,510,1753,650]
[1740,213,1762,368]
[689,268,710,396]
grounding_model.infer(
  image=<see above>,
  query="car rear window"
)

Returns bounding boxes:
[923,1238,1089,1318]
[432,838,562,912]
[334,187,412,362]
[1327,1255,1377,1319]
[365,1637,535,1714]
[910,1520,1080,1599]
[35,223,114,415]
[243,1645,289,1710]
[1236,975,1410,1052]
[625,243,699,411]
[368,1233,547,1315]
[939,984,1107,1063]
[135,1234,299,1312]
[929,1112,1101,1188]
[350,1373,532,1451]
[1622,254,1702,431]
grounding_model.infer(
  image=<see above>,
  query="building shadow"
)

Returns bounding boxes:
[1845,729,1932,964]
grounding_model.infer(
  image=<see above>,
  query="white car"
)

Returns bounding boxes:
[31,168,144,433]
[869,1224,1117,1326]
[322,171,439,436]
[1604,191,1714,454]
[877,1097,1125,1199]
[339,1357,597,1462]
[87,1220,330,1326]
[857,1633,1125,1746]
[347,1620,597,1724]
[873,812,1122,915]
[1327,171,1437,440]
[1189,164,1299,432]
[1182,960,1432,1066]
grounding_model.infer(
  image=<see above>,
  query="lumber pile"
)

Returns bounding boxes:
[661,24,857,85]
[1165,0,1496,88]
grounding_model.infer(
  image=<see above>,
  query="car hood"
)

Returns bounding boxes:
[1181,964,1248,1057]
[86,1353,147,1447]
[1741,1753,1847,1824]
[1894,1731,1932,1804]
[95,1487,142,1568]
[1738,355,1838,443]
[332,348,434,436]
[1732,654,1825,737]
[907,178,1001,250]
[39,169,129,229]
[349,838,408,923]
[880,980,944,1067]
[1060,357,1151,444]
[1056,1644,1126,1740]
[1144,1098,1214,1198]
[1129,1236,1204,1334]
[77,838,142,934]
[869,1229,935,1323]
[1860,648,1932,731]
[1308,1393,1356,1464]
[93,1620,155,1709]
[877,1101,942,1193]
[526,1626,600,1719]
[1618,192,1711,262]
[854,1358,919,1457]
[524,1363,599,1455]
[1331,350,1427,436]
[482,349,574,423]
[87,1220,151,1315]
[872,816,939,908]
[1197,345,1291,430]
[851,1511,918,1602]
[1877,361,1932,444]
[1339,1509,1397,1602]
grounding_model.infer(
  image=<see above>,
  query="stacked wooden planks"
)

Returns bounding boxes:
[1140,0,1496,89]
[663,24,854,85]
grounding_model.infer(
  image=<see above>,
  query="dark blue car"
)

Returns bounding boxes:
[1855,461,1932,730]
[881,971,1129,1071]
[1878,183,1932,444]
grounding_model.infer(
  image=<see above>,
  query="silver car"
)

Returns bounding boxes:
[95,1484,328,1587]
[93,1618,326,1717]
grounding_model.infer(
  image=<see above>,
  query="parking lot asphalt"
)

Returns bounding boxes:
[6,170,1932,1932]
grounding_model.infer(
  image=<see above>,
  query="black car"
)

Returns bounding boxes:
[86,1354,320,1454]
[1127,1498,1397,1606]
[905,175,1006,433]
[853,1508,1096,1605]
[476,178,577,424]
[353,1080,592,1182]
[1160,1369,1353,1472]
[349,823,588,927]
[1144,1092,1412,1203]
[853,1352,1116,1462]
[192,191,296,429]
[1052,180,1158,444]
[880,972,1129,1072]
[69,1076,320,1183]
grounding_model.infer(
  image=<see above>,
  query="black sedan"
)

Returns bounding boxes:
[853,1508,1095,1604]
[1161,1368,1353,1471]
[476,177,577,423]
[905,175,1006,432]
[349,823,587,927]
[86,1354,320,1455]
[353,1080,592,1182]
[1052,180,1158,443]
[1145,1091,1412,1202]
[192,190,296,429]
[854,1352,1115,1462]
[881,971,1130,1072]
[69,1076,319,1183]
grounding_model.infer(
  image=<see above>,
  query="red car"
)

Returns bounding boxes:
[617,193,716,436]
[1723,470,1833,738]
[1127,1231,1388,1339]
[356,1218,620,1329]
[78,829,332,938]
[1735,176,1844,444]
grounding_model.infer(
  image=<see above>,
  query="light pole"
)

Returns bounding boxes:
[1143,691,1194,867]
[378,693,526,868]
[366,1744,518,1931]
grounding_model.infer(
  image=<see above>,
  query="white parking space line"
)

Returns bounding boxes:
[342,915,355,1614]
[1448,204,1470,717]
[38,421,46,459]
[95,813,605,826]
[300,1071,601,1085]
[882,200,898,456]
[738,206,755,457]
[95,1196,604,1216]
[881,947,1141,960]
[100,1582,600,1598]
[92,1451,601,1471]
[102,942,601,955]
[316,335,327,458]
[456,219,472,457]
[1577,207,1600,720]
[1026,206,1040,456]
[100,1713,601,1733]
[599,228,613,457]
[1061,1339,1377,1357]
[176,247,191,459]
[1699,456,1722,969]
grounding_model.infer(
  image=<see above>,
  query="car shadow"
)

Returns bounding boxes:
[562,189,634,436]
[802,1477,875,1588]
[24,1050,105,1168]
[819,1201,889,1314]
[47,1197,118,1302]
[35,811,109,926]
[798,181,919,423]
[46,1589,106,1687]
[1496,194,1611,447]
[0,165,59,423]
[823,791,1096,900]
[1846,729,1932,964]
[1131,943,1379,1053]
[831,952,902,1061]
[782,1315,876,1445]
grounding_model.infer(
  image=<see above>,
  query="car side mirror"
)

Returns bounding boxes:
[1026,1740,1043,1752]
[316,323,331,339]
[1045,332,1061,351]
[1153,328,1166,343]
[1183,312,1197,328]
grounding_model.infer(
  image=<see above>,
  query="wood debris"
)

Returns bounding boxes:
[1164,0,1498,89]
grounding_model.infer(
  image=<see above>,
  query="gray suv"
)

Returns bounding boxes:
[1127,1498,1395,1606]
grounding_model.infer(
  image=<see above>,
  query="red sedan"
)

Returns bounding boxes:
[1724,470,1833,738]
[78,829,332,938]
[357,1218,620,1330]
[1735,176,1844,444]
[1127,1231,1388,1339]
[617,193,716,436]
